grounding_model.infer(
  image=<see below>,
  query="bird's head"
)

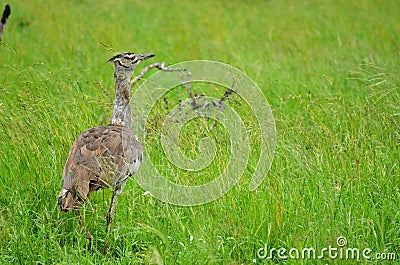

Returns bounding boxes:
[108,52,155,78]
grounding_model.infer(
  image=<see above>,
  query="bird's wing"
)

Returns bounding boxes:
[62,125,143,200]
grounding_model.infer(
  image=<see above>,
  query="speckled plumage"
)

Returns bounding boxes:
[58,125,142,211]
[58,52,153,251]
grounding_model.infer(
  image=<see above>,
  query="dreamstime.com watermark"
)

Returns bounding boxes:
[127,60,276,206]
[257,236,397,262]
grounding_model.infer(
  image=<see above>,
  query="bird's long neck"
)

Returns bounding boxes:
[111,73,132,127]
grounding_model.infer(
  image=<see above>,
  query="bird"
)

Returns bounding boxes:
[58,52,156,251]
[0,4,11,42]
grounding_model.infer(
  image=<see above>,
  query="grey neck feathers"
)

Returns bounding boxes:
[110,68,134,127]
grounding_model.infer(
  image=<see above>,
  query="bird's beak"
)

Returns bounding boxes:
[137,53,155,61]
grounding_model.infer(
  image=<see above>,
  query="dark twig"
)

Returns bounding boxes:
[130,62,186,87]
[163,70,239,131]
[163,97,170,110]
[212,79,237,111]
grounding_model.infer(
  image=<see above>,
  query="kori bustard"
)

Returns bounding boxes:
[58,52,183,250]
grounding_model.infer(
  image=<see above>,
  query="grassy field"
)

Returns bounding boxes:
[1,0,399,264]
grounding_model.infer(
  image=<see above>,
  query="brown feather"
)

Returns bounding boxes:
[58,125,142,211]
[58,52,155,251]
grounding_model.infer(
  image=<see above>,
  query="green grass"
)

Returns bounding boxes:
[1,0,399,264]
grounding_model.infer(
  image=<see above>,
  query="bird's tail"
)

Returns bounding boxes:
[58,188,75,212]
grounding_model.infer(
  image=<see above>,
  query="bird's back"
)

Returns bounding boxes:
[58,125,143,211]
